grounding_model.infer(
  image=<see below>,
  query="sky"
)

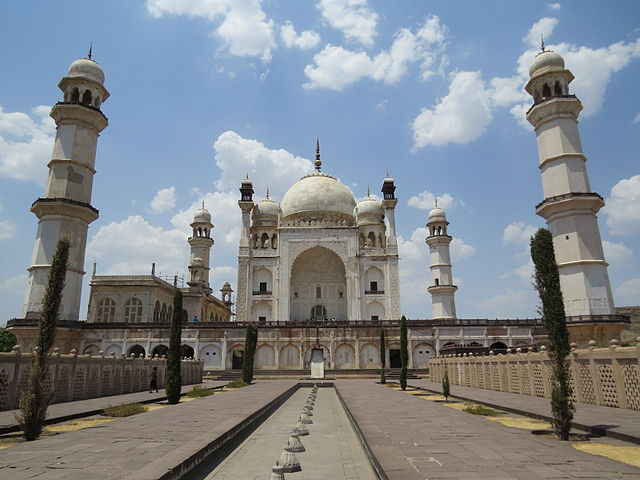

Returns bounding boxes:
[0,0,639,324]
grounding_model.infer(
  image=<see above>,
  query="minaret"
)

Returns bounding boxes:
[235,175,254,322]
[426,204,457,319]
[23,52,109,321]
[525,46,615,318]
[187,205,214,293]
[381,174,401,319]
[381,174,398,247]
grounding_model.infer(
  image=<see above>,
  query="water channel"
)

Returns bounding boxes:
[202,387,377,479]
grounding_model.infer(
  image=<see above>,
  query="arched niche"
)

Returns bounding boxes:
[359,343,380,368]
[365,301,385,321]
[255,344,276,369]
[199,344,222,368]
[412,343,435,367]
[279,344,300,369]
[334,343,356,369]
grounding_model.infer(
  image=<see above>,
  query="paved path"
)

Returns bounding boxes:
[0,380,227,434]
[204,387,376,479]
[335,379,640,479]
[0,380,297,480]
[407,378,640,444]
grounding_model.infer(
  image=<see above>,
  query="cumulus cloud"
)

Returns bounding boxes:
[146,0,275,61]
[503,221,538,246]
[407,191,457,210]
[602,240,633,264]
[603,175,640,236]
[317,0,378,46]
[304,15,448,90]
[523,17,558,48]
[548,3,561,10]
[450,237,475,262]
[150,186,177,213]
[213,131,313,196]
[634,112,640,124]
[0,105,55,185]
[0,220,16,240]
[615,278,640,305]
[280,21,320,50]
[412,71,492,148]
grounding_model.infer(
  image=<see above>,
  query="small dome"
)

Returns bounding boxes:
[428,207,447,222]
[241,177,253,185]
[68,58,105,84]
[280,173,356,220]
[383,176,394,184]
[252,198,279,226]
[529,50,565,77]
[356,197,384,225]
[193,207,211,223]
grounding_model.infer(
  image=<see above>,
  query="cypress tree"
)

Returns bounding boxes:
[18,237,69,440]
[379,327,386,384]
[442,363,450,402]
[531,228,574,440]
[166,289,183,404]
[242,324,258,384]
[399,315,408,390]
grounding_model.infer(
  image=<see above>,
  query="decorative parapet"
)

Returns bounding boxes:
[429,339,640,411]
[0,347,203,411]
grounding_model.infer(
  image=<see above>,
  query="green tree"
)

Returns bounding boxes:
[531,228,574,440]
[17,237,69,441]
[0,328,17,352]
[379,328,386,384]
[399,315,408,390]
[442,364,450,402]
[242,324,258,384]
[165,289,183,404]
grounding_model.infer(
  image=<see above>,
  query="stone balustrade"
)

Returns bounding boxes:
[0,346,203,411]
[429,339,640,411]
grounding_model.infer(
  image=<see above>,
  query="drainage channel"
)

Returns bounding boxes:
[191,386,378,479]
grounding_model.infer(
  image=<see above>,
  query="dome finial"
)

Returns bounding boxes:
[540,35,546,53]
[434,197,438,208]
[266,186,270,199]
[88,41,93,60]
[201,199,205,209]
[367,185,371,198]
[315,138,322,172]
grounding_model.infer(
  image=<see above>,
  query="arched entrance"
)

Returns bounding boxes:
[151,345,168,357]
[290,246,346,321]
[127,344,145,358]
[181,345,195,359]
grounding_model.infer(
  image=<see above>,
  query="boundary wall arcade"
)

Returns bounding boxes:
[429,339,640,411]
[0,347,203,411]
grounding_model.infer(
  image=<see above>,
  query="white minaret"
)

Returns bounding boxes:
[525,46,615,316]
[426,204,457,319]
[23,52,109,321]
[235,176,254,322]
[187,205,214,293]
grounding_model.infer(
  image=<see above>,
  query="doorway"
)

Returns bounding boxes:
[389,349,401,368]
[232,350,244,370]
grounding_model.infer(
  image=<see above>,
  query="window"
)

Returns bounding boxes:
[96,298,115,322]
[258,316,266,324]
[371,315,379,321]
[259,282,267,292]
[435,278,440,286]
[82,89,92,104]
[124,297,143,322]
[370,281,378,292]
[316,286,322,299]
[311,305,327,320]
[153,301,160,321]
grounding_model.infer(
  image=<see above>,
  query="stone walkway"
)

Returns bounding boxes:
[0,380,297,479]
[335,379,640,479]
[407,378,640,444]
[0,380,227,434]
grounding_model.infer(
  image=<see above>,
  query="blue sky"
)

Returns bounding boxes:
[1,0,639,324]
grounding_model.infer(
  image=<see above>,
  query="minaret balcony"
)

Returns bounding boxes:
[427,284,458,294]
[535,192,604,218]
[526,95,582,125]
[51,102,109,129]
[31,197,99,223]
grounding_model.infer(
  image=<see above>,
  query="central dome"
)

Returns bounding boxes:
[280,173,356,220]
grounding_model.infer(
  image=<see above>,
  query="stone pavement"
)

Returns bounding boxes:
[407,378,640,445]
[0,380,297,479]
[0,380,227,434]
[335,379,640,479]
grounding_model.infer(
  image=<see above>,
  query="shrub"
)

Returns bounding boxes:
[186,385,214,398]
[166,290,183,404]
[242,324,258,384]
[442,366,450,402]
[102,403,148,417]
[462,403,499,416]
[226,378,249,389]
[380,328,386,385]
[399,315,408,390]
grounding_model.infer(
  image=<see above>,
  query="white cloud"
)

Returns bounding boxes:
[146,0,275,61]
[503,221,538,246]
[603,175,640,236]
[397,227,429,263]
[0,105,55,185]
[615,278,640,305]
[304,15,447,90]
[477,289,533,318]
[1,274,27,294]
[523,17,558,48]
[317,0,378,46]
[634,112,640,124]
[412,71,492,148]
[488,76,528,108]
[280,21,320,50]
[213,131,313,196]
[407,191,456,210]
[87,215,188,276]
[150,186,177,213]
[602,240,633,264]
[450,237,475,262]
[548,3,561,10]
[0,220,16,240]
